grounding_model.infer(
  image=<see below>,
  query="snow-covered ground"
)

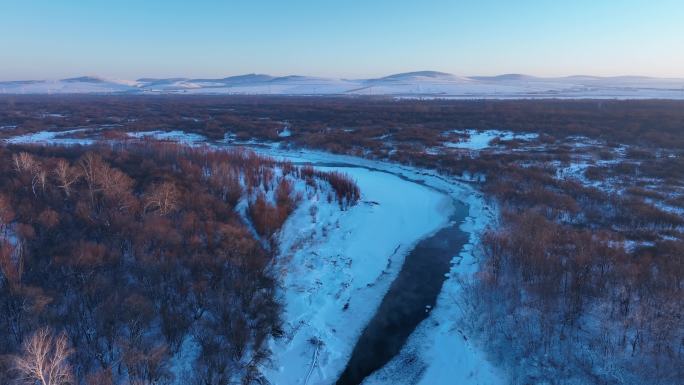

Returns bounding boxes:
[278,126,293,138]
[263,165,452,384]
[126,130,206,144]
[443,129,538,150]
[362,191,500,385]
[4,128,205,147]
[3,129,95,146]
[246,146,503,385]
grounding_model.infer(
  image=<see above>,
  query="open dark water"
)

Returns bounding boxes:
[336,202,469,385]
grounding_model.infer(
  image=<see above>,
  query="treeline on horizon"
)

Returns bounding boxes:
[2,96,684,149]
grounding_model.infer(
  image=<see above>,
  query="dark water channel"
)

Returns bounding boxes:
[336,201,469,385]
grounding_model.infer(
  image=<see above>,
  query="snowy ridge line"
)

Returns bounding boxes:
[2,71,684,99]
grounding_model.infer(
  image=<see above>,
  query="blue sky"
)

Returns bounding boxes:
[1,0,683,80]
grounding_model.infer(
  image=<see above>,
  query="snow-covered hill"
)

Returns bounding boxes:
[0,76,136,94]
[2,71,684,98]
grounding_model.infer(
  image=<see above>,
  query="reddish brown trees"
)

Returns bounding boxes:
[0,143,360,384]
[143,182,179,215]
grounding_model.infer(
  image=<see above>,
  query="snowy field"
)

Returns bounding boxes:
[443,129,539,150]
[126,130,206,144]
[4,129,95,146]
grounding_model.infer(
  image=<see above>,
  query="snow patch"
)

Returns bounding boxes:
[278,126,293,138]
[444,129,538,150]
[4,129,94,146]
[126,130,206,144]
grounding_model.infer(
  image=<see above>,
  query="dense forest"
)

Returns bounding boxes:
[2,96,684,149]
[0,142,358,384]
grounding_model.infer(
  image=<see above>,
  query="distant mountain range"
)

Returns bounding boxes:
[2,71,684,99]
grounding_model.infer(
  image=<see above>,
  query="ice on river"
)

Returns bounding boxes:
[256,147,503,385]
[263,163,453,385]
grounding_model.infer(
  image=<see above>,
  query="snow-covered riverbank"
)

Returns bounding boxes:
[263,164,452,384]
[248,146,503,385]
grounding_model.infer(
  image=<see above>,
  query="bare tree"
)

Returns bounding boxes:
[13,328,74,385]
[12,153,37,174]
[78,152,101,205]
[12,153,46,197]
[144,182,179,215]
[34,169,48,195]
[53,159,81,197]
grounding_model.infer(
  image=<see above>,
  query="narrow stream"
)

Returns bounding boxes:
[336,202,469,385]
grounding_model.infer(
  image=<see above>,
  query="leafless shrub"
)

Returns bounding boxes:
[13,328,74,385]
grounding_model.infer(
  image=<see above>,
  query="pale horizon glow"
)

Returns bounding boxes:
[1,0,683,81]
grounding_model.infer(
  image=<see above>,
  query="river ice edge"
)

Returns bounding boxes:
[249,146,504,385]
